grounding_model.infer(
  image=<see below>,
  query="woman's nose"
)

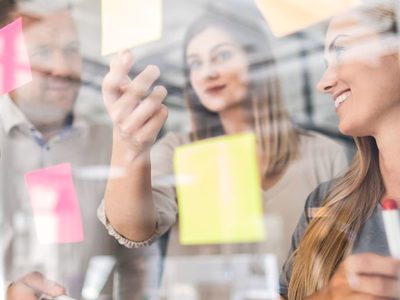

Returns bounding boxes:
[316,65,338,93]
[202,63,219,80]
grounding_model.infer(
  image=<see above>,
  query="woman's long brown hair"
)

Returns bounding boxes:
[288,3,397,299]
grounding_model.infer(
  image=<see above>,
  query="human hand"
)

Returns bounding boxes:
[102,51,168,159]
[7,271,66,300]
[309,253,400,300]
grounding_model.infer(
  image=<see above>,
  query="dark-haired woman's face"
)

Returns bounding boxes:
[186,27,249,113]
[317,10,400,137]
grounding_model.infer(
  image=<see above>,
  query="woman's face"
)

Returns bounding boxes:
[186,27,249,113]
[317,10,400,137]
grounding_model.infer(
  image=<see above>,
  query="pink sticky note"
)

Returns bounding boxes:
[0,18,32,95]
[25,163,84,244]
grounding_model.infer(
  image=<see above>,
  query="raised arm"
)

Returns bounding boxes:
[102,51,168,242]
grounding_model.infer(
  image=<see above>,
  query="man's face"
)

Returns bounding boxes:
[10,11,82,126]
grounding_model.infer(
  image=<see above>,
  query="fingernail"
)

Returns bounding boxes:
[154,85,167,95]
[121,51,131,66]
[147,65,160,76]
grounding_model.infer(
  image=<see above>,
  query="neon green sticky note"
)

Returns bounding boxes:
[255,0,361,37]
[101,0,162,55]
[174,133,264,245]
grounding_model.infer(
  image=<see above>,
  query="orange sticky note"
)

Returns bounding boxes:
[101,0,162,55]
[255,0,361,37]
[25,163,84,244]
[0,18,32,95]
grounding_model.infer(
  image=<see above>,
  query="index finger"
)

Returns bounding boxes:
[102,50,134,105]
[22,272,66,298]
[345,253,400,278]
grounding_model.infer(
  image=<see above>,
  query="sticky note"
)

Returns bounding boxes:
[255,0,361,37]
[25,163,84,244]
[174,133,264,245]
[101,0,162,55]
[0,18,32,95]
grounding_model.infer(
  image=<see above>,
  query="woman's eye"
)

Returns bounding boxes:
[64,46,80,57]
[188,59,201,70]
[30,47,51,59]
[334,45,346,61]
[214,50,233,63]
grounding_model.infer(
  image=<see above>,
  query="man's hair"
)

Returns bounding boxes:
[0,0,50,30]
[0,0,16,27]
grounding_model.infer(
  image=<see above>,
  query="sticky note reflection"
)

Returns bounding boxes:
[255,0,361,37]
[174,133,264,245]
[25,163,84,244]
[0,18,32,95]
[101,0,162,55]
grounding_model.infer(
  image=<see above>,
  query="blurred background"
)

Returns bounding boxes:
[4,0,389,299]
[16,0,349,145]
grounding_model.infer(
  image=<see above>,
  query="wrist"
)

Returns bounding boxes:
[112,132,150,164]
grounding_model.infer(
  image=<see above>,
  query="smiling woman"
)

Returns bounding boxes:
[279,1,400,300]
[317,5,400,137]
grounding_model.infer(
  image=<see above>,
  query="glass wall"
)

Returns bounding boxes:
[1,0,398,299]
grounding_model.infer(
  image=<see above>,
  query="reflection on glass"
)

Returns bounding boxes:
[161,254,279,300]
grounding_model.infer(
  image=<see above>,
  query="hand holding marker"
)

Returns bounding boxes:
[382,199,400,258]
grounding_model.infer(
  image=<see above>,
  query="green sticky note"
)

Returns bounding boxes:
[174,133,264,245]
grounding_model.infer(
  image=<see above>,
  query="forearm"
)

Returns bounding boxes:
[101,52,168,243]
[104,135,157,242]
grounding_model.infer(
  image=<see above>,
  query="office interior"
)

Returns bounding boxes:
[1,0,398,299]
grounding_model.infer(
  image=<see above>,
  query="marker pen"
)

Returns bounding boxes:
[382,198,400,259]
[81,256,116,300]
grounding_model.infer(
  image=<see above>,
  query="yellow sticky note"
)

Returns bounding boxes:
[255,0,361,37]
[101,0,162,55]
[174,133,264,245]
